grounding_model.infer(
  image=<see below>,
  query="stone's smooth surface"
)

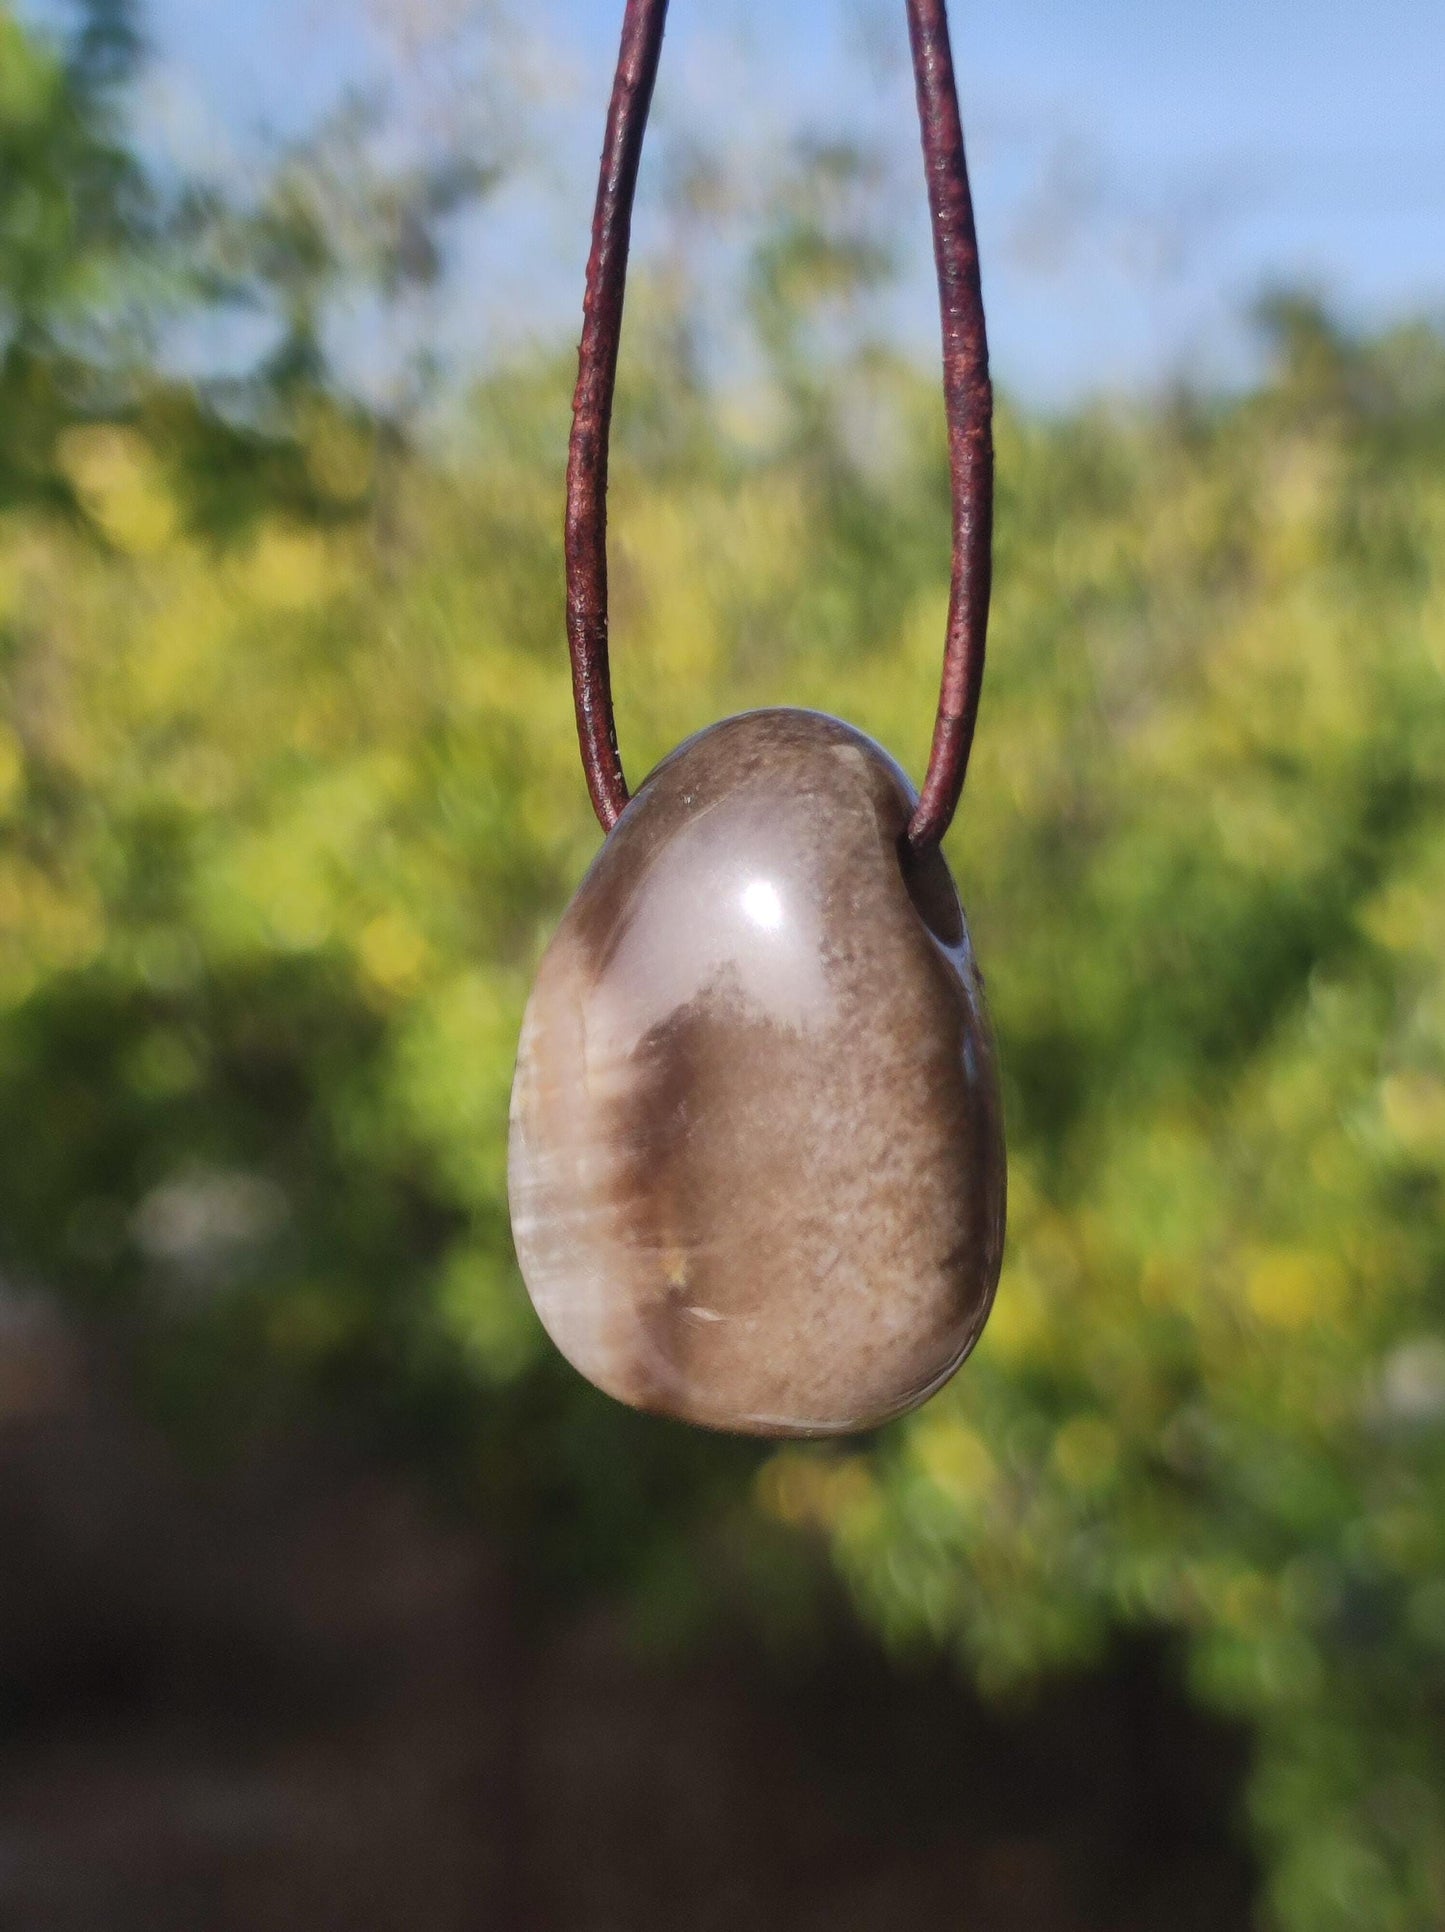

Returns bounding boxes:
[508,708,1006,1437]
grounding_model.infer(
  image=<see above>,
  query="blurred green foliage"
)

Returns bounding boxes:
[3,7,1445,1926]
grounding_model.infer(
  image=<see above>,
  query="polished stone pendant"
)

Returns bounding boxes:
[508,708,1005,1436]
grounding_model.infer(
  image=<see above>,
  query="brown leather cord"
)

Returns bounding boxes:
[565,0,992,849]
[564,0,669,832]
[899,0,993,848]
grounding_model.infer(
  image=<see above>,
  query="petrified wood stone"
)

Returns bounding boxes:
[508,708,1005,1436]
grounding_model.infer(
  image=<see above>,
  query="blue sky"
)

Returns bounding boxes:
[39,0,1445,402]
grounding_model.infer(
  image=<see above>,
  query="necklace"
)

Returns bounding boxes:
[508,0,1004,1437]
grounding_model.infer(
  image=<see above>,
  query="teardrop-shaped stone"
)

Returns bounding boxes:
[508,707,1005,1436]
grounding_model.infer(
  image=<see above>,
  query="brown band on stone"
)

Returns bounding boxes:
[564,0,992,849]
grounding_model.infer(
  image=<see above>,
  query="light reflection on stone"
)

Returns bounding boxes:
[741,879,784,931]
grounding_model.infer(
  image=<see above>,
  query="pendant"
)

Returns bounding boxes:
[508,708,1005,1436]
[516,0,1003,1433]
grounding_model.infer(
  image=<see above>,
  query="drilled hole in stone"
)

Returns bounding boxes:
[898,837,965,949]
